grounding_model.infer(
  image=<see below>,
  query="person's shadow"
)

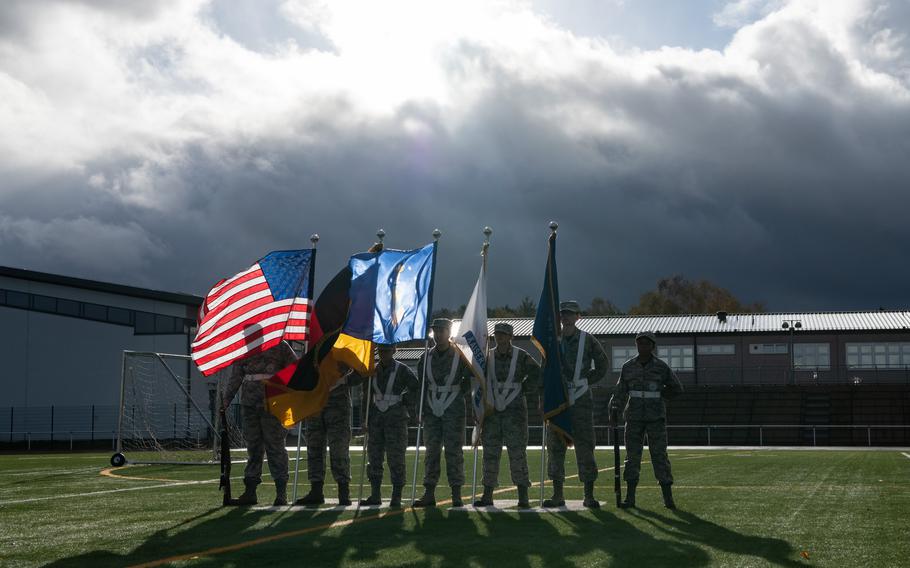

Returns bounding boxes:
[328,503,711,568]
[43,503,349,567]
[633,508,804,567]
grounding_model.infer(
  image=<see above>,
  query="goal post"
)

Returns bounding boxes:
[112,350,243,466]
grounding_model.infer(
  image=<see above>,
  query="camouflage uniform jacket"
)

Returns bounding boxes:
[325,370,364,407]
[559,329,609,403]
[615,355,683,421]
[223,342,298,408]
[362,360,420,417]
[487,346,541,413]
[416,344,473,417]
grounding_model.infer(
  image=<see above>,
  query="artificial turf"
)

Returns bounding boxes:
[0,449,907,567]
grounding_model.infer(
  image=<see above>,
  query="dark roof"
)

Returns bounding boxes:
[0,266,203,307]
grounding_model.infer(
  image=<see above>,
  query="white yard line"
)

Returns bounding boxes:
[0,467,102,477]
[0,478,222,505]
[901,452,910,460]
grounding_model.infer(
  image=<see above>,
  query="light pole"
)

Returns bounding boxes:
[782,319,802,385]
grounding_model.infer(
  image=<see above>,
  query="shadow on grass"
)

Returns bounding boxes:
[42,500,793,567]
[307,504,712,568]
[42,503,347,568]
[634,508,804,567]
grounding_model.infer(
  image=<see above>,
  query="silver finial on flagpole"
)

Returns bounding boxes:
[483,226,492,243]
[548,221,558,234]
[433,229,442,241]
[377,229,386,243]
[310,233,319,247]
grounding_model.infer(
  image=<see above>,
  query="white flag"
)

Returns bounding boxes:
[453,242,492,446]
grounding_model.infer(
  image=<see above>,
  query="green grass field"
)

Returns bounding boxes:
[1,448,908,567]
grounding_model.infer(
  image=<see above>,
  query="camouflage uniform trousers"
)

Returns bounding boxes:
[305,397,352,484]
[366,405,409,486]
[481,403,530,488]
[623,417,673,484]
[547,394,598,483]
[241,404,290,485]
[422,401,466,487]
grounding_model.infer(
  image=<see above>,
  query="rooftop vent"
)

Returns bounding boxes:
[716,311,728,323]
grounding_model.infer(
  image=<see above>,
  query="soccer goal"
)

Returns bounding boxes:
[111,351,243,466]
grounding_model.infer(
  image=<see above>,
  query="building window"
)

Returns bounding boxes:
[612,346,637,371]
[697,344,735,355]
[83,303,107,321]
[32,295,57,313]
[108,307,132,325]
[155,315,177,334]
[135,312,156,334]
[658,346,694,371]
[57,298,80,317]
[6,290,29,308]
[793,343,830,370]
[846,343,910,369]
[750,343,788,354]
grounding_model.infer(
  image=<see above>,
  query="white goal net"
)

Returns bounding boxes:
[113,351,243,465]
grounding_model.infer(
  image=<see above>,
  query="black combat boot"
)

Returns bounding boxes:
[390,485,404,508]
[273,479,288,507]
[294,481,325,506]
[619,481,637,509]
[583,480,600,509]
[517,485,531,509]
[542,480,565,508]
[473,485,495,507]
[660,482,676,509]
[412,484,436,508]
[450,485,463,507]
[360,480,382,506]
[234,479,258,506]
[338,483,352,506]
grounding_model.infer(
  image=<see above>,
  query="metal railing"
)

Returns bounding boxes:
[4,424,907,452]
[4,430,119,451]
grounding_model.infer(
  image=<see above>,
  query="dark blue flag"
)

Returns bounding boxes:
[531,231,573,443]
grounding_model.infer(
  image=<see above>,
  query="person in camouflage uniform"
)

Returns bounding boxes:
[296,368,363,506]
[222,341,299,506]
[610,331,684,509]
[544,300,609,509]
[359,343,420,508]
[413,318,473,508]
[475,322,541,509]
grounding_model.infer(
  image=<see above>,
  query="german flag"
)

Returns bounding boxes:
[265,265,375,427]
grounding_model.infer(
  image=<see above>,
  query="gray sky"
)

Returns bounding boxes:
[1,0,908,312]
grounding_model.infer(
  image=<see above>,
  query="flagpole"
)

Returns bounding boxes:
[411,337,431,505]
[471,334,490,503]
[292,233,319,504]
[539,221,557,507]
[357,229,385,507]
[410,229,441,505]
[358,372,374,506]
[540,420,548,507]
[470,226,492,505]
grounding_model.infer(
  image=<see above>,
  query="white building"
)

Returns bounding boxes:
[0,266,203,442]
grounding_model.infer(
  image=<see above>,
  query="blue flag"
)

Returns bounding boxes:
[531,232,573,443]
[345,242,437,344]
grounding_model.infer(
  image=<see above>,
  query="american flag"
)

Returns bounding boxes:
[192,249,315,376]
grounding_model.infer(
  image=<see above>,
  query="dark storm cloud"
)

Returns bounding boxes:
[0,0,908,312]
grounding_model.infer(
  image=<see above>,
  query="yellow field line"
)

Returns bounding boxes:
[100,467,185,483]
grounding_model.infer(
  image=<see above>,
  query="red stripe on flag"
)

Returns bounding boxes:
[193,260,312,376]
[194,304,302,366]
